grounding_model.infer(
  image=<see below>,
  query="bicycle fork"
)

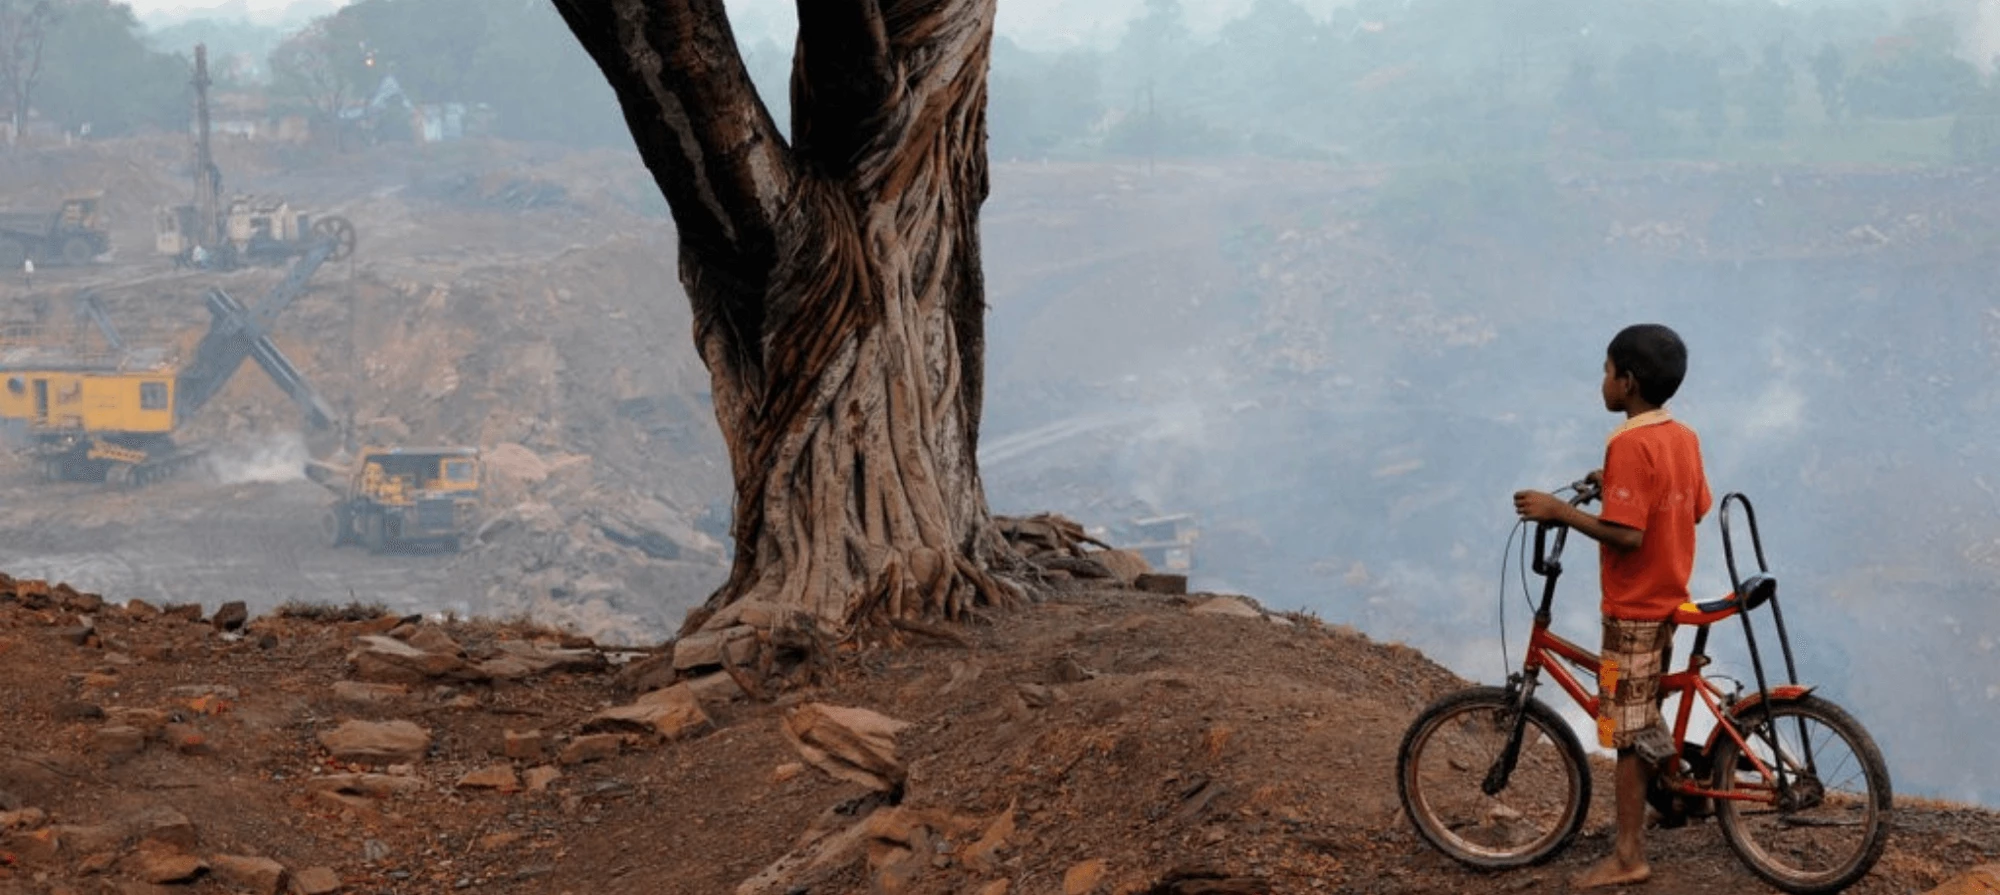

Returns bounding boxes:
[1482,670,1542,796]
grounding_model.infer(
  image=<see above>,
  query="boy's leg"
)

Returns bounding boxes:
[1575,618,1674,890]
[1593,749,1652,885]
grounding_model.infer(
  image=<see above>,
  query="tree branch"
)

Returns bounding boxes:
[553,0,793,270]
[790,0,899,176]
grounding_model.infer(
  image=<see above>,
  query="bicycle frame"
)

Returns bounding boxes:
[1490,490,1804,807]
[1519,614,1792,805]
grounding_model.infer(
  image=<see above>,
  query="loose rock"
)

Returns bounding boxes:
[584,682,711,741]
[1190,596,1261,619]
[330,681,408,704]
[211,601,248,631]
[503,728,548,761]
[558,734,623,765]
[347,635,474,684]
[523,765,562,792]
[780,703,911,792]
[130,848,208,884]
[211,854,287,895]
[292,866,342,895]
[457,764,520,792]
[318,720,432,766]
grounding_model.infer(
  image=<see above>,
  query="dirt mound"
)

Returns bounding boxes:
[0,572,1986,895]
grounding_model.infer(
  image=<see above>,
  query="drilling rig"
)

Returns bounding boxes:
[155,44,357,270]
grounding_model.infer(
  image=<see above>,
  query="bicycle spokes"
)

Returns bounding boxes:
[1714,699,1889,893]
[1400,689,1589,867]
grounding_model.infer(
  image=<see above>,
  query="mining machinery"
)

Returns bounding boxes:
[0,240,340,486]
[154,44,356,271]
[306,446,484,553]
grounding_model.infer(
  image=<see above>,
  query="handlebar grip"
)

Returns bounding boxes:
[1571,479,1601,505]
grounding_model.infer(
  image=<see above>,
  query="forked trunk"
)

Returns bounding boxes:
[554,0,1022,641]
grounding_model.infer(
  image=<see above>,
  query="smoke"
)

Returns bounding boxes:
[202,431,310,485]
[1970,0,2000,69]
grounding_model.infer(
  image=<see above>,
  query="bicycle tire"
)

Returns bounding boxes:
[1397,686,1591,869]
[1711,695,1892,894]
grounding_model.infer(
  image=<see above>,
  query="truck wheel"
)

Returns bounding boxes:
[61,236,92,265]
[362,514,385,553]
[323,508,350,547]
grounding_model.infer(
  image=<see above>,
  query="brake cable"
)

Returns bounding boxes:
[1497,517,1529,679]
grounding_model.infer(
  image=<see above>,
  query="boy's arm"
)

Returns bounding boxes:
[1513,491,1643,552]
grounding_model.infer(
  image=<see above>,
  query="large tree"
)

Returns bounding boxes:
[553,0,1020,641]
[0,0,53,140]
[268,18,361,138]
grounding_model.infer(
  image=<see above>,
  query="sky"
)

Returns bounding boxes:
[126,0,1356,49]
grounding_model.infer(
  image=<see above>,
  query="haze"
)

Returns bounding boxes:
[5,0,1997,813]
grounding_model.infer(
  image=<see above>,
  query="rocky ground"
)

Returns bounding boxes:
[0,566,1991,895]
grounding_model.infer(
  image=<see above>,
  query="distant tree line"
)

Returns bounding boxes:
[11,0,2000,163]
[977,0,2000,165]
[255,0,632,147]
[0,0,183,140]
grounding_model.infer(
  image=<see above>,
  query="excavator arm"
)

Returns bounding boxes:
[74,291,123,352]
[174,237,339,430]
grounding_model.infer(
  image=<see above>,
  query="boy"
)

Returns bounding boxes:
[1513,323,1712,889]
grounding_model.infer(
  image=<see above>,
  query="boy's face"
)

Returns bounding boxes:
[1601,357,1633,412]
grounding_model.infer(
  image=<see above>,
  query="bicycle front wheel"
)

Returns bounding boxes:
[1397,686,1591,869]
[1712,694,1893,894]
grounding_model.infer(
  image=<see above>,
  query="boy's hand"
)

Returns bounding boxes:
[1513,490,1571,524]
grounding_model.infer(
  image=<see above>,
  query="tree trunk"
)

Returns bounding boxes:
[554,0,1022,641]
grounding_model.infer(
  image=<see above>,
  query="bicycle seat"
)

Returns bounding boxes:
[1672,574,1777,627]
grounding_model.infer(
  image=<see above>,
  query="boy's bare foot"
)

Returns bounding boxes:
[1572,855,1652,889]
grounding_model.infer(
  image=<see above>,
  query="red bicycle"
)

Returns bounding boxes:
[1396,480,1891,894]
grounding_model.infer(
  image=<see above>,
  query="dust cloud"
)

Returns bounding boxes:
[202,431,310,485]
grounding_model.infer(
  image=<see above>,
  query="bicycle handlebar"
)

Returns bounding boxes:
[1531,476,1600,576]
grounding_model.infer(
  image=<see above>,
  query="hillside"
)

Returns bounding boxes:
[0,572,1991,894]
[0,134,1995,808]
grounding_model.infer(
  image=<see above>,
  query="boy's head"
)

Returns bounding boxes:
[1602,323,1687,412]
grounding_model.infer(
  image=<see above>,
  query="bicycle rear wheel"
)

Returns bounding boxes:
[1712,695,1892,894]
[1397,686,1591,869]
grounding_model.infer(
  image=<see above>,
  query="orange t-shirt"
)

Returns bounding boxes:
[1598,411,1712,621]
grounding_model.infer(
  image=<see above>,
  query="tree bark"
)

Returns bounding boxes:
[554,0,1020,640]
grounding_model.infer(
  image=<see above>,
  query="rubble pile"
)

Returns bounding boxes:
[995,513,1181,593]
[458,476,728,645]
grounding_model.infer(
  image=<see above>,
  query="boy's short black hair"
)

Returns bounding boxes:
[1607,323,1687,405]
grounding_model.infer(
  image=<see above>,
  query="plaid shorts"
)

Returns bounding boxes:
[1598,618,1676,762]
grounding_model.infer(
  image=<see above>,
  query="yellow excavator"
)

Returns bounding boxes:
[0,240,340,485]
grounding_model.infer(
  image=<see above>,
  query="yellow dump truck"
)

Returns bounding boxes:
[0,192,110,267]
[309,446,483,553]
